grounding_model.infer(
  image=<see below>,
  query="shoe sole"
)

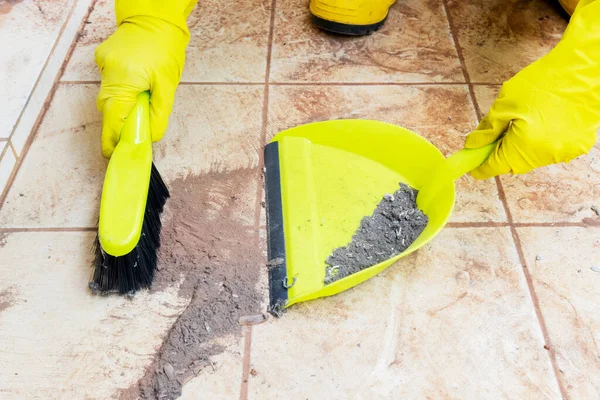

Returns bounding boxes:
[311,14,388,36]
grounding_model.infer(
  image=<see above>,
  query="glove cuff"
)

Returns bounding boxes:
[116,0,198,35]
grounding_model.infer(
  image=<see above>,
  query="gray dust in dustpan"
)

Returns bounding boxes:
[325,183,428,284]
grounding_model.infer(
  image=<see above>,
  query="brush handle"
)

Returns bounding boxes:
[98,92,153,257]
[120,91,151,145]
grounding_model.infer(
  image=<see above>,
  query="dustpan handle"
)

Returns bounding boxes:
[444,141,497,182]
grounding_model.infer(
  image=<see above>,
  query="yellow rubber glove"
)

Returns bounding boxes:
[95,0,197,158]
[465,0,600,180]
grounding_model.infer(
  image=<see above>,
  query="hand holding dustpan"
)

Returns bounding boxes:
[263,120,495,315]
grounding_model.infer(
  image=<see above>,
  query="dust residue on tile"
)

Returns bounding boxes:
[448,0,567,83]
[267,85,477,151]
[65,0,271,82]
[500,146,600,223]
[0,285,17,314]
[0,0,76,138]
[123,167,265,400]
[0,84,105,228]
[72,0,114,47]
[62,0,115,81]
[270,0,462,82]
[183,0,271,82]
[517,227,600,398]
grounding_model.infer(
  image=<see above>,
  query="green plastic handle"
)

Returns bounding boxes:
[444,142,497,182]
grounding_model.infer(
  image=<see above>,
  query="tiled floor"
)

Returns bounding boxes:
[1,0,599,399]
[0,0,75,139]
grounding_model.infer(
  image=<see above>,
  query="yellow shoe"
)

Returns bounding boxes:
[558,0,579,15]
[310,0,396,35]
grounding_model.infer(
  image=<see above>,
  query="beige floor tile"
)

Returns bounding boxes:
[0,84,105,228]
[473,84,500,116]
[267,84,506,223]
[517,227,600,398]
[60,0,114,82]
[0,0,76,138]
[0,144,16,198]
[249,228,560,399]
[63,0,271,82]
[153,85,264,180]
[179,331,246,400]
[10,0,94,156]
[0,232,189,400]
[447,0,567,83]
[0,84,263,228]
[473,85,600,223]
[501,150,600,223]
[270,0,462,83]
[183,0,271,82]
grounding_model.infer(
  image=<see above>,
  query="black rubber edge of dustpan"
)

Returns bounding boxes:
[264,142,288,317]
[310,14,387,36]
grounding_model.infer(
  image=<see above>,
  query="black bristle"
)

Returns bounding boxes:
[89,163,170,295]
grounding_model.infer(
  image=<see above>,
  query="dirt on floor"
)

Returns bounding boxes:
[120,167,265,400]
[0,286,17,315]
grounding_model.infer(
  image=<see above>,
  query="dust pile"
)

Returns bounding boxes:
[325,183,428,284]
[124,168,264,400]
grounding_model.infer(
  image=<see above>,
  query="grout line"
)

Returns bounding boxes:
[252,89,269,233]
[442,1,567,397]
[0,0,98,210]
[268,81,467,86]
[6,0,79,144]
[471,82,502,86]
[445,222,600,229]
[0,142,9,168]
[443,0,516,234]
[441,0,480,123]
[442,0,517,230]
[61,81,267,86]
[179,81,265,86]
[253,0,277,232]
[0,227,97,233]
[61,80,474,87]
[446,222,509,228]
[246,6,276,397]
[515,221,600,228]
[0,147,14,202]
[60,80,101,85]
[494,176,514,223]
[510,227,569,399]
[239,326,253,400]
[9,142,18,160]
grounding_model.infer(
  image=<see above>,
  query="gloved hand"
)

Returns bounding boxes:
[465,0,600,180]
[95,0,197,158]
